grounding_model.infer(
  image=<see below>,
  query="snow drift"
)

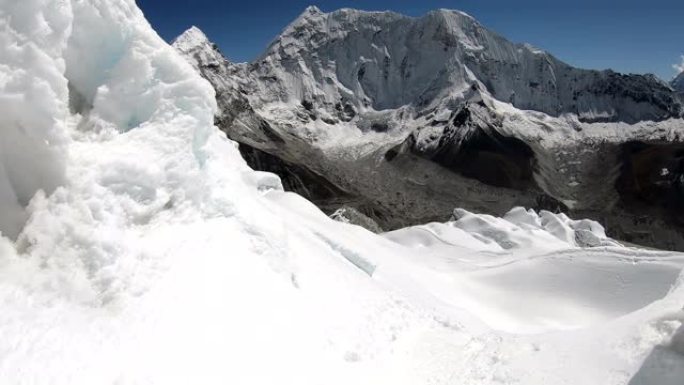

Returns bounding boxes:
[0,1,683,384]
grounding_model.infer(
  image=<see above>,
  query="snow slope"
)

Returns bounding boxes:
[249,6,679,124]
[0,1,683,384]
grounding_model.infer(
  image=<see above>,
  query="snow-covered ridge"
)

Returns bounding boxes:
[250,7,680,123]
[171,25,209,51]
[673,71,684,94]
[1,1,683,383]
[175,10,684,250]
[172,25,227,72]
[387,206,622,254]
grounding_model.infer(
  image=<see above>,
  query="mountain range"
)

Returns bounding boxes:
[2,1,684,382]
[174,6,684,250]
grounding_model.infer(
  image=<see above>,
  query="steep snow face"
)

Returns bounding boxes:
[250,7,680,123]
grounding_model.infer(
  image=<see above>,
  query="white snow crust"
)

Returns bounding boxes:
[0,1,683,384]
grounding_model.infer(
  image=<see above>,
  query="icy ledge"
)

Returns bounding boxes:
[0,1,682,384]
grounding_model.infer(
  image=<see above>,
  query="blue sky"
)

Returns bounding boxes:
[137,0,684,80]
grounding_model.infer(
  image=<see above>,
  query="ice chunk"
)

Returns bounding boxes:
[0,0,70,238]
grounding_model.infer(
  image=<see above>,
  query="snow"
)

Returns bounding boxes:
[383,207,672,334]
[171,25,210,52]
[243,6,681,145]
[176,11,684,231]
[0,1,683,384]
[0,0,70,238]
[673,68,684,93]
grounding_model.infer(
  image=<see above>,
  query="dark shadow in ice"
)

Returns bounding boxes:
[628,324,684,385]
[314,232,376,277]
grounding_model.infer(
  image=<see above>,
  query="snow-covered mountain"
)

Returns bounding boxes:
[1,1,683,383]
[175,7,684,250]
[251,6,679,123]
[674,71,684,94]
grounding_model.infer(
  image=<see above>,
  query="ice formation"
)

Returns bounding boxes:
[0,1,683,384]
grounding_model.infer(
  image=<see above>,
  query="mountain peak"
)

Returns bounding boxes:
[172,26,210,52]
[172,26,228,69]
[433,8,474,19]
[289,5,325,27]
[304,5,322,14]
[673,71,684,93]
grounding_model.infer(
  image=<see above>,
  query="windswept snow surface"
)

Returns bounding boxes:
[0,1,683,384]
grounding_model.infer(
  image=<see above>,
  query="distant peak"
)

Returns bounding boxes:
[172,26,210,51]
[277,5,326,37]
[425,8,474,20]
[672,71,684,92]
[304,5,322,14]
[522,43,546,55]
[294,5,324,22]
[435,8,471,17]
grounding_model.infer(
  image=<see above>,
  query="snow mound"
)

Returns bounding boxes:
[384,208,682,333]
[386,207,620,252]
[459,206,621,248]
[0,1,683,384]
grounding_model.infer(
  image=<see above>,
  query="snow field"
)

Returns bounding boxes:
[0,1,682,384]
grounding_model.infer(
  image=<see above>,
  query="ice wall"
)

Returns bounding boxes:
[0,0,71,238]
[0,0,225,240]
[0,0,247,306]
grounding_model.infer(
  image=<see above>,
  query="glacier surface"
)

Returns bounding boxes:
[0,1,683,384]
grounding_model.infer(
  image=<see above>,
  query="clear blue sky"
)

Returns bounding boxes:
[137,0,684,80]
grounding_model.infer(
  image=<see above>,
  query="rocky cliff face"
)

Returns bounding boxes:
[174,8,684,250]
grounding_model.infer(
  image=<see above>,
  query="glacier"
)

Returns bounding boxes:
[0,1,683,384]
